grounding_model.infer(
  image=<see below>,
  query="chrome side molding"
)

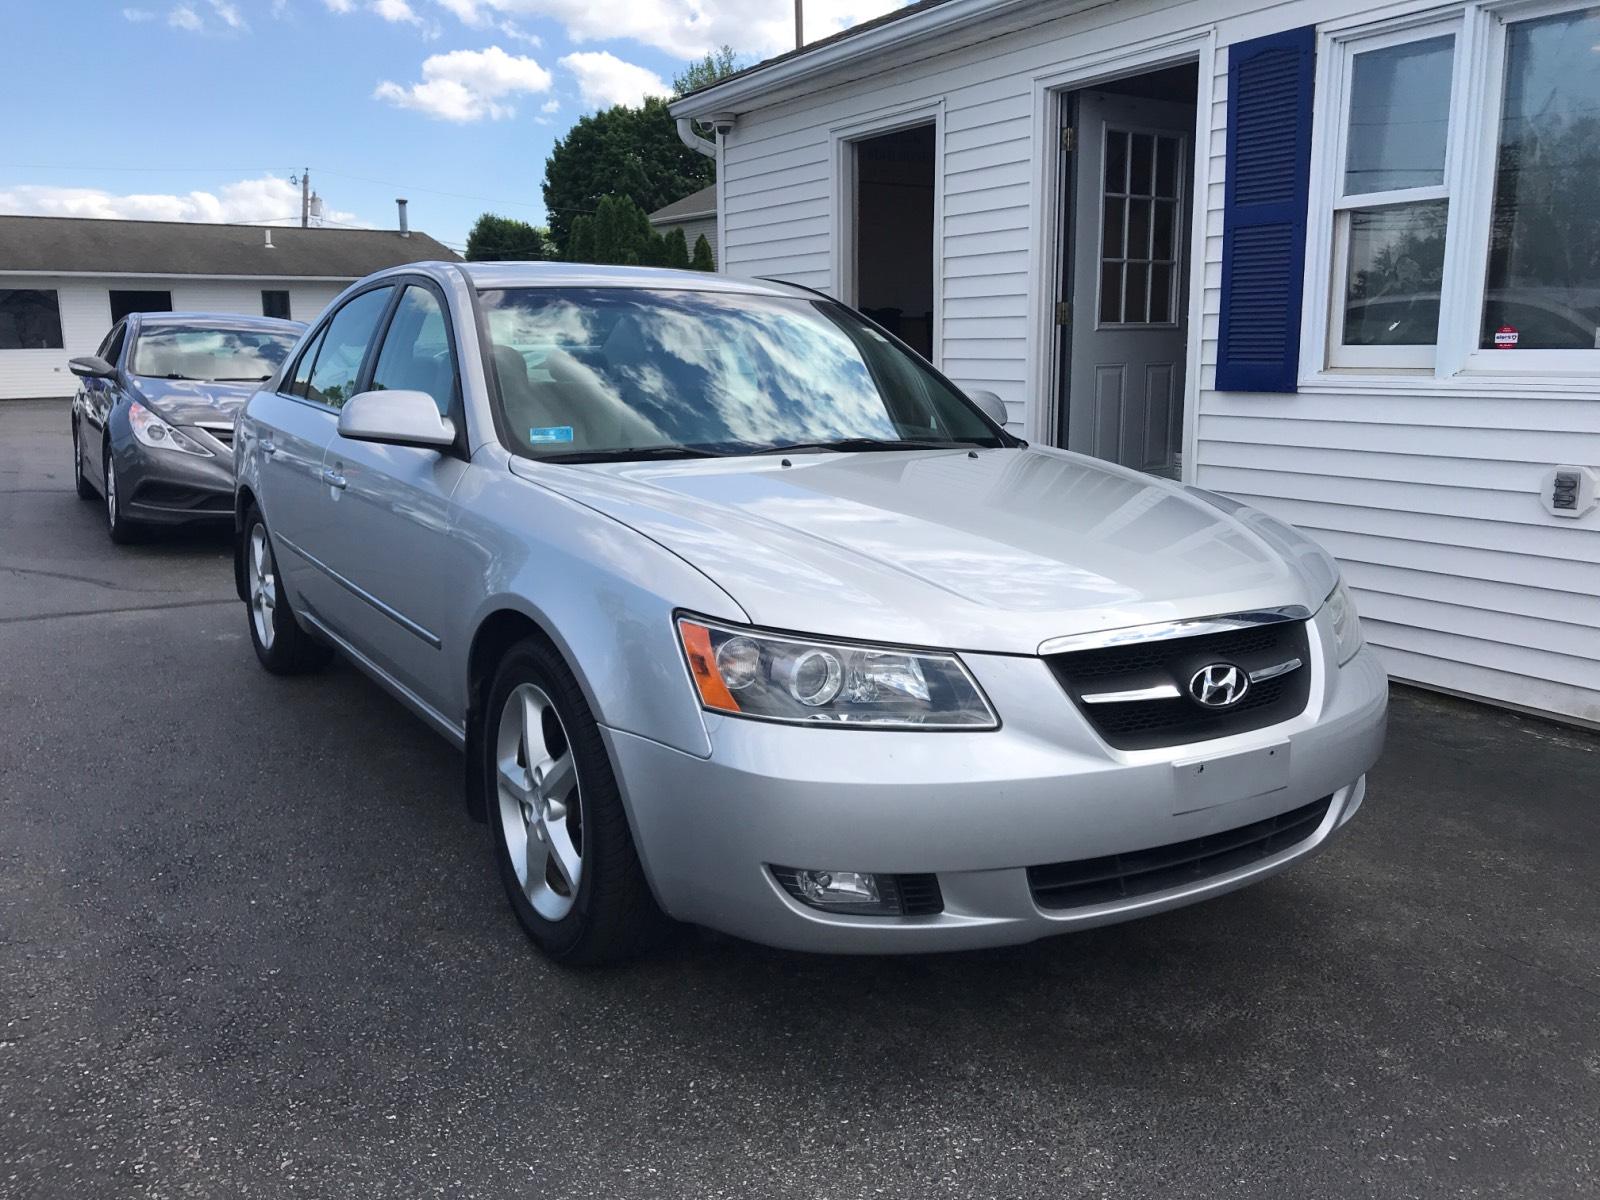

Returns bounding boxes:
[1038,605,1312,657]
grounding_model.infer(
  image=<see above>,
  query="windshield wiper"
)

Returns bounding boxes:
[212,375,272,382]
[748,437,988,455]
[160,373,200,381]
[537,443,738,464]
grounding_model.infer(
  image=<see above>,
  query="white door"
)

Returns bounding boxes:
[1067,91,1192,475]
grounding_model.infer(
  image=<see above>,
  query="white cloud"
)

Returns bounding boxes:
[431,0,907,59]
[323,0,355,12]
[374,45,551,121]
[372,0,418,21]
[168,4,202,29]
[559,51,668,109]
[208,0,246,28]
[0,177,366,227]
[540,97,560,113]
[122,7,156,20]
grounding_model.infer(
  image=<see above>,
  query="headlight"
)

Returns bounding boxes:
[128,401,212,457]
[1325,580,1364,665]
[676,617,998,729]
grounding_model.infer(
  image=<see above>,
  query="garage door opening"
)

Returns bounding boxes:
[1056,63,1198,477]
[109,290,173,323]
[852,124,935,360]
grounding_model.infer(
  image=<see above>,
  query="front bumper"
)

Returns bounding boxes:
[604,627,1388,954]
[113,426,234,525]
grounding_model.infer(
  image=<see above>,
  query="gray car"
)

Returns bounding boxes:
[234,262,1387,964]
[70,312,303,543]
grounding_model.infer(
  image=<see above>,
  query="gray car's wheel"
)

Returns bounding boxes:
[72,421,95,500]
[485,637,661,965]
[242,506,332,675]
[103,444,142,545]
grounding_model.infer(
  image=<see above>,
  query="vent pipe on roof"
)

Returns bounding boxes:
[264,228,275,249]
[397,198,410,238]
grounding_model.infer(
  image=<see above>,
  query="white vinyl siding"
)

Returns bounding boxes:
[710,0,1600,724]
[0,275,346,400]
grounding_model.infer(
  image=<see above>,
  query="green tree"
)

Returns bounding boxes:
[464,212,552,262]
[673,44,742,96]
[691,234,716,272]
[566,214,596,263]
[542,97,711,254]
[663,227,691,269]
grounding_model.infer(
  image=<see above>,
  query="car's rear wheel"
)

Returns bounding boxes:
[242,506,332,675]
[485,638,661,965]
[103,445,142,545]
[72,421,95,500]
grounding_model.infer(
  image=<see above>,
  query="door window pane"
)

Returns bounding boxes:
[0,289,64,349]
[1099,128,1183,326]
[1100,262,1123,323]
[370,286,458,418]
[288,327,327,400]
[1104,130,1128,192]
[1341,200,1449,345]
[1129,133,1154,195]
[306,287,392,408]
[1344,36,1455,195]
[1479,6,1600,351]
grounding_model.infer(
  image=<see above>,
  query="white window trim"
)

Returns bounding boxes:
[828,99,946,369]
[1301,0,1600,386]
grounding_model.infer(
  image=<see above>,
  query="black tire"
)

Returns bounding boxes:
[241,505,333,675]
[103,444,142,545]
[484,637,662,965]
[72,421,96,500]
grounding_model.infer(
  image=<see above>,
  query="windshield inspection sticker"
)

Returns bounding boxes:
[529,426,574,444]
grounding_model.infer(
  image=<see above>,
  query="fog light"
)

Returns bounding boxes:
[772,866,907,915]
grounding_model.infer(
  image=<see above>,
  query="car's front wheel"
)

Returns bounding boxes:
[485,638,661,965]
[242,506,332,675]
[103,445,141,545]
[72,421,95,500]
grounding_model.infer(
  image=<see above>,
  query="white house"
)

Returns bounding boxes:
[671,0,1600,726]
[0,214,457,401]
[647,185,719,266]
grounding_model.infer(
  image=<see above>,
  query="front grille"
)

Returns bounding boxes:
[130,481,231,512]
[1027,795,1332,910]
[1047,619,1312,750]
[770,868,945,916]
[195,423,234,447]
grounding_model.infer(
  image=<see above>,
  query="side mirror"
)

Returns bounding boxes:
[69,355,115,379]
[337,390,456,449]
[967,388,1009,427]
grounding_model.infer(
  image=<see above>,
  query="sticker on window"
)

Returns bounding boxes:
[1493,325,1519,349]
[529,426,574,443]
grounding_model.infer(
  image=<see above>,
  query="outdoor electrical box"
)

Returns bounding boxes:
[1540,466,1598,519]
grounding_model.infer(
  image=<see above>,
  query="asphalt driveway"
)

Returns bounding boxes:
[2,397,1597,1199]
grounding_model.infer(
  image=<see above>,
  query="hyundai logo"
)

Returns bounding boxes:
[1188,663,1250,708]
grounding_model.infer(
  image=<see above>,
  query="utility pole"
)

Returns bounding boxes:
[300,167,310,229]
[795,0,802,48]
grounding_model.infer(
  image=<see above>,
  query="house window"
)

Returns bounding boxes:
[109,290,172,323]
[1311,2,1600,376]
[0,289,64,349]
[1478,6,1600,351]
[262,290,292,320]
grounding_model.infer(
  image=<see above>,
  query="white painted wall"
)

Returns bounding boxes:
[0,274,347,400]
[709,0,1600,723]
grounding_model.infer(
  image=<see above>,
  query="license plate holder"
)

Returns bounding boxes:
[1171,741,1291,815]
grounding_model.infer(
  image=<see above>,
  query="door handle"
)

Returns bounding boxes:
[261,437,277,456]
[321,467,348,490]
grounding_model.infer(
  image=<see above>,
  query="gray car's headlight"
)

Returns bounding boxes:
[677,617,998,729]
[1325,580,1364,665]
[128,400,212,457]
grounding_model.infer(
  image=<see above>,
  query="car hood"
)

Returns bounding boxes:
[512,446,1328,655]
[131,376,261,426]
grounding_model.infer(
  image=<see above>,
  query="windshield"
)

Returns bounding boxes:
[131,326,299,382]
[477,288,1007,460]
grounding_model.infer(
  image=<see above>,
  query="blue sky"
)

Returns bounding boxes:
[0,0,903,250]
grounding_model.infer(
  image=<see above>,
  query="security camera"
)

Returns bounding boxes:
[704,113,738,136]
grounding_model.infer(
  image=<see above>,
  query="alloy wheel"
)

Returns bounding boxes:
[496,682,584,921]
[247,525,276,651]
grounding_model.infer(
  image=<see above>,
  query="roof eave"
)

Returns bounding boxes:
[669,0,1062,116]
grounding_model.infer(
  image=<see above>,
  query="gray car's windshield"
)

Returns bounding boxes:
[131,327,299,382]
[477,287,1008,461]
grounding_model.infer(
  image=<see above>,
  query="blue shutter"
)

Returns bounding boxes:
[1216,26,1316,392]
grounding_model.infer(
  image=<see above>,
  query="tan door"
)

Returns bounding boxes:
[1067,91,1192,475]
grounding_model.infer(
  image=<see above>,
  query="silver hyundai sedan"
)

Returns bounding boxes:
[234,262,1387,964]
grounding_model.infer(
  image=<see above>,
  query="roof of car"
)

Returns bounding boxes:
[133,311,306,330]
[456,260,810,298]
